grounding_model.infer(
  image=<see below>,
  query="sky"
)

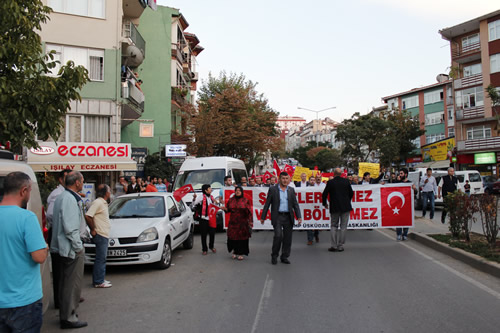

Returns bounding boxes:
[159,0,499,122]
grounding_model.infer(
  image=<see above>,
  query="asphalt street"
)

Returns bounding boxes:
[42,229,500,333]
[415,205,489,235]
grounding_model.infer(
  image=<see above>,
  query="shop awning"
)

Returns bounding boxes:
[414,160,450,169]
[27,142,137,172]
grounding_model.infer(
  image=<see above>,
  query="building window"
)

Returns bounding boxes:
[455,86,484,110]
[46,44,104,81]
[424,89,443,105]
[463,63,482,77]
[462,34,479,48]
[84,116,110,143]
[67,115,82,142]
[426,133,445,144]
[489,20,500,42]
[448,127,454,137]
[448,108,453,121]
[467,126,491,140]
[401,95,418,110]
[424,111,444,126]
[412,138,421,149]
[491,54,500,74]
[48,0,105,19]
[139,123,154,137]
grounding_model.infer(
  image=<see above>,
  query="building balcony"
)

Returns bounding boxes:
[171,86,189,107]
[457,137,500,152]
[121,76,145,127]
[123,20,146,58]
[453,73,482,89]
[451,42,481,64]
[123,0,147,19]
[456,105,485,120]
[171,43,188,64]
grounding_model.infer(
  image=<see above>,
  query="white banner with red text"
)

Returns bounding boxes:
[221,184,414,230]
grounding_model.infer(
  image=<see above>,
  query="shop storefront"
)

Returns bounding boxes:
[28,142,136,205]
[457,152,498,176]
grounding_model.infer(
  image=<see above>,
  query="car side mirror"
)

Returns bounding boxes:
[169,211,181,219]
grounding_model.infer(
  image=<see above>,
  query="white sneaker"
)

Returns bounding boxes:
[402,236,408,241]
[397,235,402,241]
[94,281,112,288]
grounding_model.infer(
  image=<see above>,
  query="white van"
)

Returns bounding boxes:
[455,170,484,194]
[173,156,247,204]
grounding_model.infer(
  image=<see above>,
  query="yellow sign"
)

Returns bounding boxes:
[421,137,455,162]
[358,162,380,178]
[292,166,313,182]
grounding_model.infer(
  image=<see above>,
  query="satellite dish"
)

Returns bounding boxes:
[436,74,449,83]
[123,45,144,68]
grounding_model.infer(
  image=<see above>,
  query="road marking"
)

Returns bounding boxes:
[376,230,500,301]
[251,274,274,333]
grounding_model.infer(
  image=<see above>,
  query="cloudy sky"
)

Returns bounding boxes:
[159,0,499,122]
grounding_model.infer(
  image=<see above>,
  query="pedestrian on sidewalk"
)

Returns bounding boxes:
[464,180,471,196]
[0,172,48,332]
[51,171,88,329]
[322,168,354,252]
[396,168,416,241]
[420,168,437,219]
[438,167,461,224]
[85,184,112,288]
[260,172,302,265]
[193,185,217,255]
[221,186,252,260]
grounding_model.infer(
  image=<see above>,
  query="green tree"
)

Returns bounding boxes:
[0,0,88,150]
[312,147,342,171]
[291,141,331,168]
[486,84,500,123]
[184,72,279,171]
[144,152,176,181]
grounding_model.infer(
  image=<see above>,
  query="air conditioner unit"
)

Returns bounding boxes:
[192,72,199,81]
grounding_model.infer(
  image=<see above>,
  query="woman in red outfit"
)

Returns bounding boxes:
[221,186,252,260]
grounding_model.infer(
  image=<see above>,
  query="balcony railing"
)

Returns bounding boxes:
[123,21,146,57]
[121,69,144,112]
[452,41,480,58]
[458,137,500,151]
[171,43,188,64]
[454,73,482,89]
[456,105,485,120]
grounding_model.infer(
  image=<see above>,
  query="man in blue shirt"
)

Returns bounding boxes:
[0,172,48,332]
[260,172,302,265]
[155,178,167,192]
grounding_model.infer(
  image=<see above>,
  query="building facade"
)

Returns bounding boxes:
[36,0,152,190]
[121,6,202,156]
[382,79,454,168]
[440,10,500,176]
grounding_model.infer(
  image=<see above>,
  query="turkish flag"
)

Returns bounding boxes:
[380,186,413,227]
[283,164,294,178]
[173,184,194,202]
[262,171,273,183]
[273,160,281,176]
[208,204,220,228]
[341,169,348,178]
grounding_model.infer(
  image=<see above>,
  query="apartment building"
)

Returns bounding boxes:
[32,0,152,188]
[382,78,454,168]
[440,10,500,175]
[284,117,340,151]
[121,5,203,155]
[276,116,307,130]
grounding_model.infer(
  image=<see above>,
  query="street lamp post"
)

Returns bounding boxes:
[297,106,336,146]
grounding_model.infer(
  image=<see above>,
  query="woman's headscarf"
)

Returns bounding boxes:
[234,186,244,198]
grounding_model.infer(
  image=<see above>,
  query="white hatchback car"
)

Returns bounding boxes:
[84,192,194,269]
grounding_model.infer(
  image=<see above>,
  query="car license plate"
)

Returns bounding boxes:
[107,249,127,256]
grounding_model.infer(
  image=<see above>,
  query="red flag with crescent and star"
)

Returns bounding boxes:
[262,171,273,183]
[173,184,194,202]
[208,204,220,228]
[283,164,294,178]
[273,160,281,176]
[380,186,413,227]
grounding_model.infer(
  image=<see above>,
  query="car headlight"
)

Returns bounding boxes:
[137,227,159,243]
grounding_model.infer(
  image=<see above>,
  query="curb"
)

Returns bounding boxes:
[409,232,500,279]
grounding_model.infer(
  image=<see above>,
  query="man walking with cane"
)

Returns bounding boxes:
[322,168,354,252]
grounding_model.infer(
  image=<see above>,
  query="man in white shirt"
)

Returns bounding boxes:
[294,173,309,187]
[419,168,437,219]
[315,175,326,189]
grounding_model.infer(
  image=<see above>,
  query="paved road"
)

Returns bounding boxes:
[42,229,500,333]
[415,205,488,235]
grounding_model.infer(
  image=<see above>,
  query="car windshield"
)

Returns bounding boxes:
[109,196,165,218]
[173,169,225,191]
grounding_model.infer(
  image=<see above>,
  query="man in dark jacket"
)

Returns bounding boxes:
[437,167,461,224]
[261,172,302,264]
[322,168,354,252]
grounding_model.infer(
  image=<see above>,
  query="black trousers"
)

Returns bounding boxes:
[50,251,61,309]
[272,214,293,260]
[199,219,215,252]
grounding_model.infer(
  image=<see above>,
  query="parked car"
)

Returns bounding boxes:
[84,192,194,269]
[492,179,500,194]
[0,158,52,314]
[482,175,497,194]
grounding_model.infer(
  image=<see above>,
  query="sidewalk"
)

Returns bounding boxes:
[405,215,500,279]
